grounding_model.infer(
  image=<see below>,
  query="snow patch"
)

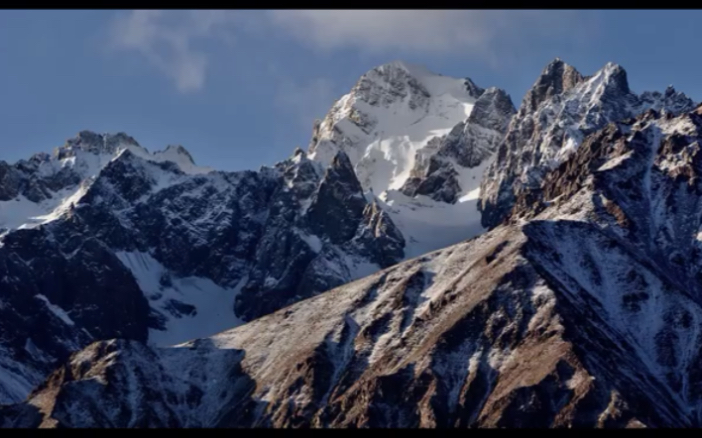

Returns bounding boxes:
[34,294,75,326]
[296,230,322,253]
[115,251,244,347]
[378,190,484,258]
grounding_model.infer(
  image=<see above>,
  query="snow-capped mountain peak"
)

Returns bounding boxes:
[306,60,515,257]
[151,144,211,175]
[0,131,210,235]
[56,131,210,177]
[307,61,483,194]
[522,57,584,112]
[59,130,140,154]
[479,58,697,229]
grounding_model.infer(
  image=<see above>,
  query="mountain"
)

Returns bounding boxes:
[479,58,696,229]
[4,59,702,428]
[308,61,516,257]
[0,132,400,405]
[0,63,512,406]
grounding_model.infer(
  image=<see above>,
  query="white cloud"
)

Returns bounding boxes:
[267,10,490,54]
[266,10,592,60]
[107,10,596,93]
[108,10,239,93]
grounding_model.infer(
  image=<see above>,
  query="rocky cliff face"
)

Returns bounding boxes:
[400,87,516,204]
[479,59,696,229]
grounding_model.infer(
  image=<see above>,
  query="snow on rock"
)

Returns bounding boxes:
[0,131,209,236]
[115,252,244,347]
[0,61,513,409]
[376,190,485,258]
[17,196,702,427]
[140,144,212,175]
[9,60,702,428]
[307,61,515,258]
[479,58,697,229]
[34,295,75,327]
[308,60,480,193]
[307,62,513,201]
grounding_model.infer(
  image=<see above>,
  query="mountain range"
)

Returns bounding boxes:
[1,57,701,428]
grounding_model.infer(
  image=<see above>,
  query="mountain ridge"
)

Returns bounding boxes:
[3,57,702,428]
[478,59,696,229]
[0,60,513,407]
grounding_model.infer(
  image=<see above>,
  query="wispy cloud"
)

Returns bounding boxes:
[108,10,239,93]
[106,10,597,93]
[267,10,594,63]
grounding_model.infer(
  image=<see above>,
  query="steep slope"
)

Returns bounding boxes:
[479,58,696,229]
[308,61,516,256]
[9,65,702,428]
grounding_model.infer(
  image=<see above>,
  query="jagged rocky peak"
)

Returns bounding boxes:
[306,151,366,244]
[523,57,584,112]
[479,58,698,229]
[306,59,513,201]
[56,130,142,159]
[0,130,215,234]
[577,61,632,99]
[464,77,485,99]
[640,84,696,115]
[600,61,630,93]
[0,130,147,206]
[306,59,484,169]
[342,60,431,115]
[156,144,196,165]
[467,86,516,132]
[234,147,406,323]
[54,131,205,176]
[304,59,515,256]
[369,60,484,101]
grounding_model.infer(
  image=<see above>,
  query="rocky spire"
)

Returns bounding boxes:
[523,58,584,112]
[464,77,485,99]
[305,151,367,244]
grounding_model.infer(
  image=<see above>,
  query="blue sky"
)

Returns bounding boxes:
[1,10,701,171]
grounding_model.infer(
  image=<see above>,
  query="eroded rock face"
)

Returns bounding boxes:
[400,87,516,204]
[479,59,697,229]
